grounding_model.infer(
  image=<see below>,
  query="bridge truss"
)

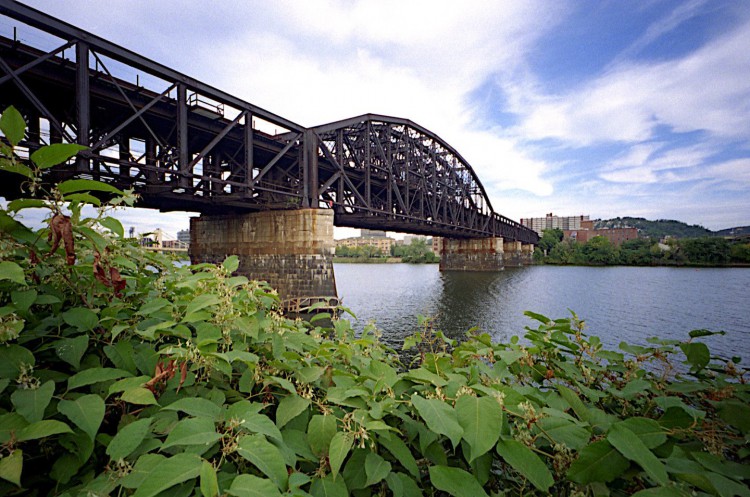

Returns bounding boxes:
[0,0,538,244]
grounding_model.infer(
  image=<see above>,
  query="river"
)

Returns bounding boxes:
[333,264,750,364]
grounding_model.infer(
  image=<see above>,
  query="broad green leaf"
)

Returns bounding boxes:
[237,413,282,442]
[161,417,221,450]
[222,255,239,273]
[62,307,99,332]
[411,394,463,448]
[404,367,448,387]
[7,198,46,212]
[121,387,159,406]
[538,417,590,450]
[54,335,89,369]
[718,400,750,434]
[237,434,288,490]
[0,413,28,444]
[456,395,503,462]
[16,419,72,441]
[68,367,132,390]
[679,342,710,371]
[308,414,337,457]
[275,394,309,429]
[31,143,87,169]
[58,394,105,441]
[607,423,668,485]
[296,366,325,384]
[386,472,423,497]
[227,474,282,497]
[63,192,101,206]
[329,431,353,481]
[364,451,391,487]
[119,453,166,489]
[184,294,220,318]
[0,261,25,285]
[288,472,311,490]
[0,106,25,146]
[567,440,629,484]
[107,418,152,460]
[0,345,34,379]
[310,474,349,497]
[617,418,667,449]
[57,178,123,195]
[705,472,750,497]
[378,430,419,478]
[631,487,690,497]
[688,329,726,339]
[162,398,222,421]
[496,439,553,492]
[100,216,124,238]
[131,453,202,497]
[0,449,22,487]
[11,380,55,423]
[0,159,33,178]
[200,461,219,497]
[138,298,172,316]
[429,465,489,497]
[10,288,36,313]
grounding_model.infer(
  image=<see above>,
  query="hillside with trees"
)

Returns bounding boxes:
[594,217,713,239]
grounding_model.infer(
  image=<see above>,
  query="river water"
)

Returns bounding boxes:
[333,264,750,364]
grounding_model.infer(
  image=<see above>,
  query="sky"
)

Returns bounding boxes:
[5,0,750,236]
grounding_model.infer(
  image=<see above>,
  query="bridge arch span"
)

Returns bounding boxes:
[312,114,536,244]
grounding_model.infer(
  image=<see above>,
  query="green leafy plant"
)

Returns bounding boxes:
[0,106,748,496]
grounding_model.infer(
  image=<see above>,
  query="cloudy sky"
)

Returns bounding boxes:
[8,0,750,235]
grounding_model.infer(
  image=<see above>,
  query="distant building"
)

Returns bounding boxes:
[521,213,590,236]
[336,236,395,254]
[565,227,638,246]
[177,229,190,245]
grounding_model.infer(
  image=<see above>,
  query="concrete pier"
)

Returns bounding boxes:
[189,209,337,303]
[439,237,505,271]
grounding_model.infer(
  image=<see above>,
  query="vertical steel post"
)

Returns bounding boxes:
[244,111,253,192]
[336,130,344,208]
[76,41,90,172]
[176,84,189,188]
[119,138,130,178]
[302,129,319,208]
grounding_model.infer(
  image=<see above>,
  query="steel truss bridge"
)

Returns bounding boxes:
[0,1,538,244]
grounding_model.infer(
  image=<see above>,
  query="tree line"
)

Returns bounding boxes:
[535,228,750,266]
[335,238,438,263]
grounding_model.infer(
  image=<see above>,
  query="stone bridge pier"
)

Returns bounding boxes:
[438,237,534,271]
[189,209,337,307]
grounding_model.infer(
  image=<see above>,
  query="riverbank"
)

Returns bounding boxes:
[333,256,403,263]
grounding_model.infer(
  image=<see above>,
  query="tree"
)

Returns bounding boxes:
[538,228,563,254]
[619,238,654,265]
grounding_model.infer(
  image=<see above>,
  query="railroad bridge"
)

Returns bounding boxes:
[0,1,538,305]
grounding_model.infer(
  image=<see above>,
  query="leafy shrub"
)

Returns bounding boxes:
[0,107,749,496]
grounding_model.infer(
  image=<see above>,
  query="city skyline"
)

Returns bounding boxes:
[5,0,750,236]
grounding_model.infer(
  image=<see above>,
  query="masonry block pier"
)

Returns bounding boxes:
[439,238,534,271]
[189,209,337,305]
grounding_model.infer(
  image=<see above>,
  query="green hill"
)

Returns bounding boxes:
[593,217,713,239]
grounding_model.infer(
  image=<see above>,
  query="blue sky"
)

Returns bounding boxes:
[9,0,750,234]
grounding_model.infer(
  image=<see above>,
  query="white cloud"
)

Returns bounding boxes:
[509,16,750,145]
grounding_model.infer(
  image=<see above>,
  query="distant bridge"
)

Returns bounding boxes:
[0,1,537,244]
